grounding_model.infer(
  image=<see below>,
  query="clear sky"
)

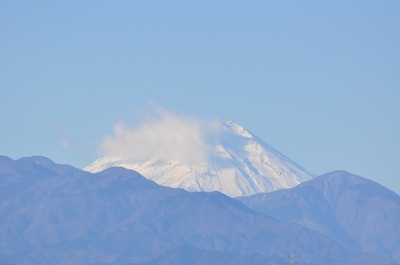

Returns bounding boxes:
[1,1,399,193]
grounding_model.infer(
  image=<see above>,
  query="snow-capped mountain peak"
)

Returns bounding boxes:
[85,121,313,197]
[225,121,253,138]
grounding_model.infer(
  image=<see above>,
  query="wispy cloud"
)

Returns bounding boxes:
[60,138,70,149]
[45,124,72,150]
[99,107,224,163]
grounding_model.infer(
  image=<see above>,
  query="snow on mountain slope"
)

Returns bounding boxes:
[85,121,313,197]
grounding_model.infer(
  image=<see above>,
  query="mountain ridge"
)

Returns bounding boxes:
[0,156,390,265]
[238,170,400,263]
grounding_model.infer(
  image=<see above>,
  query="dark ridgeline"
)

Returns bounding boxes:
[0,156,396,264]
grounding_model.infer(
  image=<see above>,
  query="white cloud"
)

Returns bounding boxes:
[99,108,224,163]
[60,138,70,149]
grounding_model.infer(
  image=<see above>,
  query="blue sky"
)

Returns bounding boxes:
[1,1,399,193]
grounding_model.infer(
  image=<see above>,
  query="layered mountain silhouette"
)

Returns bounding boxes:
[239,170,400,263]
[85,121,313,197]
[0,156,393,264]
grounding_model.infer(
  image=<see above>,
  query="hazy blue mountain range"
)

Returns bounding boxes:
[239,170,400,264]
[0,156,395,264]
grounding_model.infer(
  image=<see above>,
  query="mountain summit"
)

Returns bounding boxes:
[85,121,313,197]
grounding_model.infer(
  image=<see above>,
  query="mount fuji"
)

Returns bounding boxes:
[85,121,313,197]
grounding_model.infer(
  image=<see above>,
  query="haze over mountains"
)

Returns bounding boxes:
[86,121,313,197]
[1,117,399,264]
[1,156,398,264]
[239,170,400,263]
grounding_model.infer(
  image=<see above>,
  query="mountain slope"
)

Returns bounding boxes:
[0,157,386,265]
[85,121,313,197]
[238,170,400,263]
